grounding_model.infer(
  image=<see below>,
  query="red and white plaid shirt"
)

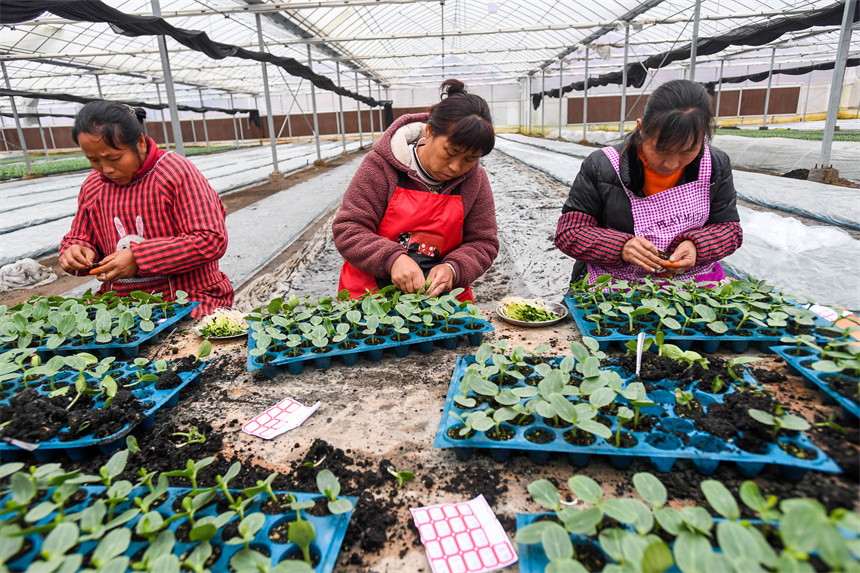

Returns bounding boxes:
[60,137,233,317]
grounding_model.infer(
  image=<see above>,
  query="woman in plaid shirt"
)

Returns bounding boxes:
[59,101,233,317]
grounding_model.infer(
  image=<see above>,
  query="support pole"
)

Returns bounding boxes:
[527,74,532,135]
[355,72,364,148]
[557,58,564,139]
[368,79,375,141]
[583,46,589,141]
[190,116,197,143]
[151,0,184,155]
[229,93,239,148]
[156,89,174,146]
[801,71,813,122]
[48,126,56,149]
[0,63,32,174]
[689,0,702,82]
[95,75,104,99]
[198,89,210,153]
[36,116,49,158]
[819,0,855,166]
[257,13,281,175]
[540,67,546,137]
[336,61,346,154]
[761,48,776,129]
[306,43,322,163]
[377,84,383,130]
[619,22,630,137]
[715,60,724,125]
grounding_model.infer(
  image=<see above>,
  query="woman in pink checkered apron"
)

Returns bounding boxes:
[555,80,743,285]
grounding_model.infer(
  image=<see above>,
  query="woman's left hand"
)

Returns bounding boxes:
[664,240,697,274]
[426,264,455,297]
[92,249,139,282]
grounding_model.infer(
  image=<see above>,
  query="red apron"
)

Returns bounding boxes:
[338,172,474,302]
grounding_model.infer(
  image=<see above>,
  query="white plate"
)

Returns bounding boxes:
[495,301,569,328]
[193,327,249,340]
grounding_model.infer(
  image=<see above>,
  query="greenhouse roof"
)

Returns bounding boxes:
[0,0,857,107]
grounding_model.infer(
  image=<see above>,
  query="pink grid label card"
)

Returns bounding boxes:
[410,495,517,573]
[242,398,321,440]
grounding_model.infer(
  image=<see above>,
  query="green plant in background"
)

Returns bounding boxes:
[748,408,811,436]
[316,469,354,514]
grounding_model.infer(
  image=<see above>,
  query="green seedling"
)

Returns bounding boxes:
[814,413,846,435]
[748,409,811,436]
[163,457,214,493]
[316,469,353,514]
[194,340,211,363]
[225,513,266,550]
[386,466,415,490]
[674,389,695,412]
[241,472,280,505]
[172,427,206,448]
[614,406,634,447]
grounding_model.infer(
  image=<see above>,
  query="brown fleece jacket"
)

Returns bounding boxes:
[332,112,499,288]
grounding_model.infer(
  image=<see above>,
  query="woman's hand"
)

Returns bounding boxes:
[59,245,97,273]
[91,249,139,282]
[426,264,455,297]
[390,254,426,293]
[622,237,663,273]
[664,240,697,274]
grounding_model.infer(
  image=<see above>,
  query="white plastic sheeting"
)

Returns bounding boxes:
[494,135,860,308]
[712,134,860,184]
[723,208,860,309]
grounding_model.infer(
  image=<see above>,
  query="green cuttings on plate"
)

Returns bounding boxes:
[500,297,559,322]
[198,309,249,338]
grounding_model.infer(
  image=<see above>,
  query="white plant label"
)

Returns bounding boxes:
[410,494,517,573]
[635,331,646,378]
[242,398,321,440]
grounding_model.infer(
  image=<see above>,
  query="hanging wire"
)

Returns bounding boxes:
[622,15,693,124]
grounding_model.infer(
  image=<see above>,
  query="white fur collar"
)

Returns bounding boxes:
[389,121,426,167]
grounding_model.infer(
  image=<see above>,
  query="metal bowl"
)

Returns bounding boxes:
[495,301,569,328]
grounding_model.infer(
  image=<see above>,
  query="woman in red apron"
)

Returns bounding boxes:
[333,79,499,302]
[59,101,233,317]
[554,80,743,284]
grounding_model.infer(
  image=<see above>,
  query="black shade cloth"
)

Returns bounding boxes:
[1,0,384,107]
[0,88,263,129]
[703,57,860,93]
[532,1,859,108]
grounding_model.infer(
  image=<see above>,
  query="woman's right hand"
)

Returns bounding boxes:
[622,237,663,273]
[59,244,96,273]
[391,254,426,293]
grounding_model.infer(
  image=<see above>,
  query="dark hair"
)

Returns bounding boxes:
[427,79,494,156]
[634,79,713,154]
[72,100,147,150]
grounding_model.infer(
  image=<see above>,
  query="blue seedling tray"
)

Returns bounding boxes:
[434,356,840,481]
[563,295,830,355]
[2,485,355,573]
[772,345,860,422]
[20,302,199,360]
[247,320,494,378]
[515,513,857,573]
[0,360,207,462]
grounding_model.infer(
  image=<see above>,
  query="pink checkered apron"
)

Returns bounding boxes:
[587,142,725,283]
